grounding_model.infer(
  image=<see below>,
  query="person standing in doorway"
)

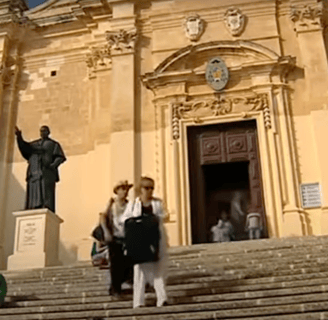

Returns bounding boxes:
[101,180,133,297]
[245,212,262,240]
[211,210,235,243]
[120,176,168,308]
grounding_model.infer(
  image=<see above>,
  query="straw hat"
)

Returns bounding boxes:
[113,180,133,194]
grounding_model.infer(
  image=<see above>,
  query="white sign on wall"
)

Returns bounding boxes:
[300,183,322,209]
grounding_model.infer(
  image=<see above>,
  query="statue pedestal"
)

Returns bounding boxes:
[7,209,63,270]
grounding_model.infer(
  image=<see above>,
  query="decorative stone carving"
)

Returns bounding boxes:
[203,139,220,155]
[224,7,246,36]
[290,2,327,30]
[228,136,247,153]
[9,0,27,17]
[105,29,137,52]
[184,14,204,42]
[0,57,17,87]
[171,93,270,139]
[85,46,111,78]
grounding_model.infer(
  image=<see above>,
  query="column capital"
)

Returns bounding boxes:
[106,28,137,55]
[290,1,327,33]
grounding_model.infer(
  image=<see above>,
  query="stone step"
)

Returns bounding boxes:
[4,250,328,286]
[1,299,328,319]
[2,290,328,316]
[6,259,328,295]
[6,282,328,308]
[3,242,328,282]
[2,237,328,319]
[6,270,328,303]
[6,262,328,290]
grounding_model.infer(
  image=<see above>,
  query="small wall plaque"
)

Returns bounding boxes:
[300,183,322,209]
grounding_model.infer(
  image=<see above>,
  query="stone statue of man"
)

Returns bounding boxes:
[15,125,66,213]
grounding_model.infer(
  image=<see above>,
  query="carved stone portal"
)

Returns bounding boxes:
[184,14,204,42]
[224,7,246,36]
[171,93,270,139]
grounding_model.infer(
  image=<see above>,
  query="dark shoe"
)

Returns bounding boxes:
[160,301,168,307]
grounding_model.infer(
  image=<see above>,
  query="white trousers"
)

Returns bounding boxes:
[133,261,167,308]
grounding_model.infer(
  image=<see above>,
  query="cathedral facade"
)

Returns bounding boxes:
[0,0,328,268]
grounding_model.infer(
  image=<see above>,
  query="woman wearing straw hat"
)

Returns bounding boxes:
[100,180,133,298]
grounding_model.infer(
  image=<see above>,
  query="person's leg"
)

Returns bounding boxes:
[255,228,261,239]
[154,276,167,307]
[249,229,254,240]
[133,264,146,308]
[109,241,123,295]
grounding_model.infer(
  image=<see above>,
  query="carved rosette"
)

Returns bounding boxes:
[290,1,327,31]
[171,93,271,140]
[184,14,205,42]
[224,7,246,36]
[105,28,138,53]
[85,46,111,78]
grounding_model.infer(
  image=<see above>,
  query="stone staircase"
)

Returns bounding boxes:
[2,236,328,319]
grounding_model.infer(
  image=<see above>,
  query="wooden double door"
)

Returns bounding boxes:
[187,120,267,244]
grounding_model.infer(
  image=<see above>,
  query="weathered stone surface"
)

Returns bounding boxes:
[1,237,328,319]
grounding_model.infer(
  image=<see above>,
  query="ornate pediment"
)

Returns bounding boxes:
[142,41,295,92]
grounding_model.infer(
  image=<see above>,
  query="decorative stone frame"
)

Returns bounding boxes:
[143,41,307,245]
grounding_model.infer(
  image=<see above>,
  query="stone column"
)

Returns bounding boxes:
[7,209,63,270]
[107,2,137,195]
[0,34,24,269]
[274,87,306,236]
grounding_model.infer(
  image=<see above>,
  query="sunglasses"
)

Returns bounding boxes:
[142,186,154,190]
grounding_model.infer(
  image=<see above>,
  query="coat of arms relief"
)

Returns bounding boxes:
[184,14,204,41]
[224,7,246,36]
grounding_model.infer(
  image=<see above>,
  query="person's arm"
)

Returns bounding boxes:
[217,220,224,228]
[119,200,135,224]
[99,198,115,242]
[99,213,113,243]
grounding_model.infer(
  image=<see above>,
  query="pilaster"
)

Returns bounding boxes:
[0,0,28,269]
[290,1,328,104]
[108,1,138,195]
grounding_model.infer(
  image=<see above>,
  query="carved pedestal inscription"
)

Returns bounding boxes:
[17,217,43,252]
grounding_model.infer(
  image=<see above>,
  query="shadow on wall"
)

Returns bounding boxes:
[58,242,78,266]
[3,168,25,269]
